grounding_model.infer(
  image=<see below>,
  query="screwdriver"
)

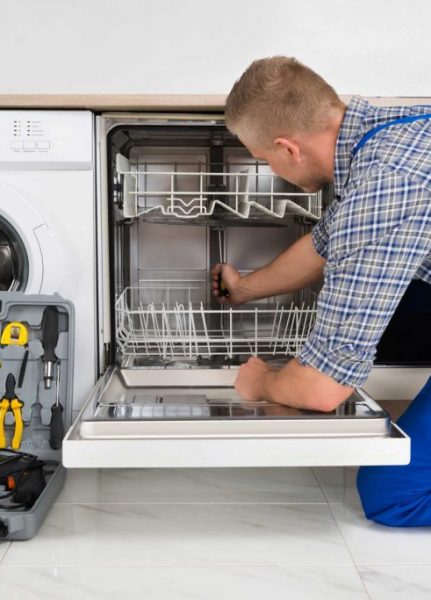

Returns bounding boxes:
[217,229,229,298]
[49,362,64,450]
[41,306,59,389]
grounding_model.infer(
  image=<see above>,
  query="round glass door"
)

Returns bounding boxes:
[0,215,29,291]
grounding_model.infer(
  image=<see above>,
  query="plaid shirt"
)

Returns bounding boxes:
[298,96,431,387]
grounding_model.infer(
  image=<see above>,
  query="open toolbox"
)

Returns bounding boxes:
[0,293,73,540]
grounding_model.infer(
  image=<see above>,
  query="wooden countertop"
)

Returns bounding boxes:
[0,94,227,111]
[0,95,428,112]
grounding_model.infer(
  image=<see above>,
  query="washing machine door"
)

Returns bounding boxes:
[0,180,59,293]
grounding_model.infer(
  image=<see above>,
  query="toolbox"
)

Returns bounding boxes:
[0,293,73,540]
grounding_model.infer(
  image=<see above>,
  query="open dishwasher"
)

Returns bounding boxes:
[63,113,409,468]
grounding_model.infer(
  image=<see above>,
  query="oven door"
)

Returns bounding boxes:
[63,367,409,468]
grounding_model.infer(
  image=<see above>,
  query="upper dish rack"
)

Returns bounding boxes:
[115,154,322,221]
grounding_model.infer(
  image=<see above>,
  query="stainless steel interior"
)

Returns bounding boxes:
[109,119,322,371]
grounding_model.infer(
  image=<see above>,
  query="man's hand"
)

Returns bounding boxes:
[234,356,275,401]
[211,263,244,305]
[210,234,325,306]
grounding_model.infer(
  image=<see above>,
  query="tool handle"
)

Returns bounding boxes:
[17,348,29,388]
[217,272,229,297]
[0,399,9,447]
[41,307,59,363]
[10,398,24,450]
[5,373,16,400]
[49,404,64,450]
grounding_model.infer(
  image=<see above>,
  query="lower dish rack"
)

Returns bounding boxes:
[115,285,317,365]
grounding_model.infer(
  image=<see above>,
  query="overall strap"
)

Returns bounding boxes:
[351,113,431,157]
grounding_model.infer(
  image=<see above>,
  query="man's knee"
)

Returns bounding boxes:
[356,376,431,527]
[356,465,394,526]
[357,465,431,527]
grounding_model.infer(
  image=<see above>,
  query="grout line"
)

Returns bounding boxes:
[3,562,431,569]
[355,562,431,567]
[0,542,12,565]
[311,467,331,504]
[325,477,373,600]
[0,561,363,568]
[53,500,335,506]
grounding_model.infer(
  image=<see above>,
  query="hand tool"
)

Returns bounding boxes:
[41,306,59,390]
[0,449,46,509]
[0,322,30,388]
[49,362,64,450]
[29,372,48,448]
[217,229,229,298]
[0,374,24,450]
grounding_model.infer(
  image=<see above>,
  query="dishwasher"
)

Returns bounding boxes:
[63,112,410,468]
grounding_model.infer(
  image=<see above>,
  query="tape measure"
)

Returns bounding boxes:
[1,322,29,347]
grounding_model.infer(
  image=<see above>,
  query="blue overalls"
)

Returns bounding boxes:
[351,112,431,527]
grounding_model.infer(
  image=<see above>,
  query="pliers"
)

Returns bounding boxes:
[0,374,24,449]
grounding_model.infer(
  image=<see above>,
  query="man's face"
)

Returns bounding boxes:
[240,136,328,193]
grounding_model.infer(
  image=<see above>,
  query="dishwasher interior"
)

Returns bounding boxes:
[112,121,321,368]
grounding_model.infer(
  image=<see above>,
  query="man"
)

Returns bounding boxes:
[212,56,431,527]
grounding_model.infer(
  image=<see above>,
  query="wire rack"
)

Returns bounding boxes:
[116,286,317,362]
[116,154,322,220]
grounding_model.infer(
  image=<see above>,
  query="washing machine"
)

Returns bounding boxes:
[0,110,97,407]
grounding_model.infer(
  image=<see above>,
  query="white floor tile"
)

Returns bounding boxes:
[0,565,369,600]
[3,503,353,567]
[358,565,431,599]
[57,467,326,504]
[330,502,431,565]
[313,467,361,504]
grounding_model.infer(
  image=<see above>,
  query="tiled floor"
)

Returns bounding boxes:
[1,467,431,599]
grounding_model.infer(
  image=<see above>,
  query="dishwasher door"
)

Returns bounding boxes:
[63,367,410,468]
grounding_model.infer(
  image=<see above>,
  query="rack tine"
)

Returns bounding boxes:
[138,300,150,355]
[271,303,284,355]
[200,302,211,357]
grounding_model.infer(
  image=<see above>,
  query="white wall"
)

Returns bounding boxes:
[0,0,430,95]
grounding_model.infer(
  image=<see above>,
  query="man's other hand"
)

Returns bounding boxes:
[234,356,273,401]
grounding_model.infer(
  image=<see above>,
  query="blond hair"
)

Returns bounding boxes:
[225,56,344,146]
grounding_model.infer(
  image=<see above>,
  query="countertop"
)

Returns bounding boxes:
[0,95,429,112]
[0,95,227,111]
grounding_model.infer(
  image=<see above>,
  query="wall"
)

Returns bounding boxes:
[0,0,430,96]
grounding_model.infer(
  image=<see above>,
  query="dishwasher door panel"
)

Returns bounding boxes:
[63,368,410,468]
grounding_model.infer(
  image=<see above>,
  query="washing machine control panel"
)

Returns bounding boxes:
[0,111,93,170]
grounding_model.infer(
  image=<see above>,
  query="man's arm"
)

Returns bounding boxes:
[211,232,326,304]
[235,176,431,411]
[234,356,354,412]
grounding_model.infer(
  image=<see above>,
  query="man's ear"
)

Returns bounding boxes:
[274,137,301,162]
